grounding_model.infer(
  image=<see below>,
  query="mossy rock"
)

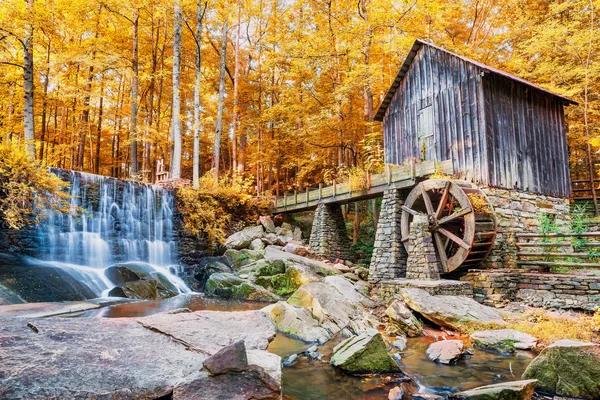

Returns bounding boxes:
[255,260,286,277]
[330,332,400,373]
[224,249,264,270]
[474,338,516,355]
[205,272,280,302]
[254,264,303,297]
[522,340,600,399]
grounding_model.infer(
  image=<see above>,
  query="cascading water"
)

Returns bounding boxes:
[37,170,190,298]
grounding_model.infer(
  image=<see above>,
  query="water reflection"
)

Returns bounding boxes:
[272,334,534,399]
[70,294,266,318]
[401,337,534,394]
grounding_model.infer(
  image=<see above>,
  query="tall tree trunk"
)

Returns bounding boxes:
[23,0,35,158]
[213,18,228,181]
[40,38,51,162]
[231,1,242,174]
[192,1,206,188]
[353,202,360,244]
[130,10,139,177]
[170,0,183,180]
[94,83,104,174]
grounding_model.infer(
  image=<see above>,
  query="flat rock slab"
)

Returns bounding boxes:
[0,301,100,318]
[137,310,276,354]
[400,288,503,330]
[471,329,537,353]
[450,379,538,400]
[0,310,279,400]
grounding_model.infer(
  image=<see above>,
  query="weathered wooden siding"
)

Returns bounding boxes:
[382,43,572,198]
[482,74,571,197]
[383,45,488,184]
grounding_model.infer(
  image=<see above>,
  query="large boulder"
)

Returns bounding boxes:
[264,246,339,277]
[449,380,538,400]
[203,340,248,376]
[262,278,374,343]
[426,340,468,365]
[0,284,25,305]
[287,282,358,337]
[386,299,423,337]
[205,273,280,302]
[224,225,265,250]
[190,256,232,290]
[400,288,503,330]
[0,309,279,399]
[330,331,400,373]
[259,216,276,233]
[522,340,600,399]
[471,330,537,354]
[104,262,179,300]
[224,249,264,271]
[261,301,330,344]
[323,276,373,308]
[0,253,97,302]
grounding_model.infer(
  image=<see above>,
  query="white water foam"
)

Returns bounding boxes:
[38,170,190,297]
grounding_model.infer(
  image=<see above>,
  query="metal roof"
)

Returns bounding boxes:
[374,39,577,122]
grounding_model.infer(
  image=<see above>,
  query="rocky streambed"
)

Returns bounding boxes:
[2,218,600,400]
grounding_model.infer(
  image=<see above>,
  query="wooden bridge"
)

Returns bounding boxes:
[273,159,453,213]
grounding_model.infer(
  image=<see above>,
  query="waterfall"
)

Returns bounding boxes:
[37,170,190,298]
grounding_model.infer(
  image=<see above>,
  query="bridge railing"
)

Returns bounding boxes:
[273,159,453,212]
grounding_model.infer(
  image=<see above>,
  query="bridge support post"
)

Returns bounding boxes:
[309,203,353,261]
[368,188,407,283]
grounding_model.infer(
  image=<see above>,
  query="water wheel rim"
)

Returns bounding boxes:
[401,179,477,273]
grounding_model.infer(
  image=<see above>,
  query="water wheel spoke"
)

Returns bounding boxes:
[401,205,421,216]
[434,232,449,271]
[435,181,451,218]
[438,207,472,226]
[420,186,435,216]
[438,228,471,250]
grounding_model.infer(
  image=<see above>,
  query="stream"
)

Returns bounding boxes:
[66,293,534,399]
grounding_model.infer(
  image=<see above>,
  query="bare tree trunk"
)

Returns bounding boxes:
[130,10,139,177]
[353,202,360,244]
[40,37,51,162]
[192,1,206,187]
[23,0,35,158]
[170,0,183,179]
[94,83,104,174]
[231,1,242,174]
[213,18,228,181]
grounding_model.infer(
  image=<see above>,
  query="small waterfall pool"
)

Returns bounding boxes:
[35,170,190,297]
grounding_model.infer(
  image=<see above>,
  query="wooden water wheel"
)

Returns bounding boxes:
[401,179,497,273]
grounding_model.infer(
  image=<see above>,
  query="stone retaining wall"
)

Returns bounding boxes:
[482,188,571,269]
[376,279,473,300]
[462,269,600,311]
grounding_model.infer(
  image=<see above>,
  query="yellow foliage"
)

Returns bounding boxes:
[467,193,491,213]
[460,308,600,347]
[177,171,271,246]
[348,167,369,192]
[0,138,71,229]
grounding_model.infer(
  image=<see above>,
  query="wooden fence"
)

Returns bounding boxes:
[516,231,600,269]
[273,159,453,213]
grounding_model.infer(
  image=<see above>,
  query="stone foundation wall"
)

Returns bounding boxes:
[462,269,600,311]
[405,215,441,280]
[481,188,571,269]
[376,279,473,300]
[369,189,407,282]
[309,203,353,261]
